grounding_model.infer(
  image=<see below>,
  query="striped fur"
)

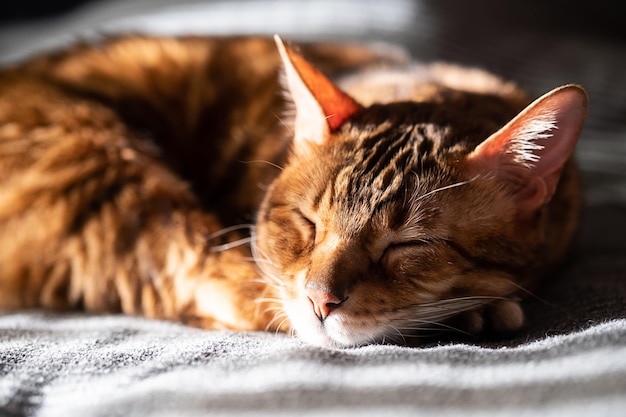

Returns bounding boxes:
[0,35,584,348]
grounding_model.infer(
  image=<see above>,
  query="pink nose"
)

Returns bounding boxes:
[306,288,346,321]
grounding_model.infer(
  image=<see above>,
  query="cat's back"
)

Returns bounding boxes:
[0,36,294,309]
[339,62,530,110]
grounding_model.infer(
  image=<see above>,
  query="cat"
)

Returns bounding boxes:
[0,35,587,348]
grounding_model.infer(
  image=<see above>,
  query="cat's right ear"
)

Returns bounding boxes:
[465,84,588,215]
[274,35,362,147]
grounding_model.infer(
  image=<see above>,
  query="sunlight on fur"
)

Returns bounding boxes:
[0,35,587,348]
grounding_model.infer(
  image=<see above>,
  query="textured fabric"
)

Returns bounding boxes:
[1,312,626,417]
[1,1,625,416]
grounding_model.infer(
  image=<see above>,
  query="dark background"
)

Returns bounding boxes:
[2,0,624,41]
[2,0,87,21]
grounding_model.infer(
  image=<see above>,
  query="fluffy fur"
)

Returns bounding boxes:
[0,35,587,348]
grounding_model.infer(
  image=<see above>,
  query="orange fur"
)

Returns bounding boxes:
[0,35,586,347]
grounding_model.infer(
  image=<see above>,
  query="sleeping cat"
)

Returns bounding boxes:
[0,35,587,348]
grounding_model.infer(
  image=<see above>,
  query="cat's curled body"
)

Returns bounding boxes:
[0,35,587,348]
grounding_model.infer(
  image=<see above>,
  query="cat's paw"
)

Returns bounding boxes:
[485,299,525,333]
[458,299,525,335]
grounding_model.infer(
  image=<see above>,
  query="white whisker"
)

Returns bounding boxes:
[254,297,283,305]
[398,318,475,337]
[275,316,291,334]
[500,279,552,306]
[238,159,284,171]
[260,307,285,316]
[265,311,287,332]
[209,236,252,253]
[247,277,280,287]
[414,176,478,202]
[273,112,294,137]
[206,224,253,241]
[382,295,506,340]
[250,236,285,288]
[416,295,508,307]
[394,327,408,344]
[241,257,276,266]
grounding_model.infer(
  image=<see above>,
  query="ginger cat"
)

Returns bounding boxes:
[0,35,587,348]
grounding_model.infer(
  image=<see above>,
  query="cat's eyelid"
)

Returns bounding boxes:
[389,238,430,248]
[295,209,315,226]
[389,226,432,246]
[296,210,318,241]
[378,237,430,258]
[379,238,431,264]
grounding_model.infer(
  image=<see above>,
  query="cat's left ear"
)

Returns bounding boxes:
[466,85,588,214]
[274,35,362,146]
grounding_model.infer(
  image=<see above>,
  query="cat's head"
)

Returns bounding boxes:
[254,36,588,348]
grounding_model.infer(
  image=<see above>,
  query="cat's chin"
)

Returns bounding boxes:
[283,300,382,349]
[293,320,372,349]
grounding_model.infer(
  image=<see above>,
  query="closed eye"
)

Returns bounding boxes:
[387,238,431,250]
[381,239,430,264]
[296,210,316,244]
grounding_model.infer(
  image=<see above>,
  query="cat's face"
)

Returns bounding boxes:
[255,107,528,347]
[256,37,587,348]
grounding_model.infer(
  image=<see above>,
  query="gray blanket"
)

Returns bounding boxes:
[2,313,625,416]
[1,1,625,416]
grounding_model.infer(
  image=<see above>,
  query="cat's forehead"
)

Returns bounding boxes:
[317,120,458,235]
[339,120,452,183]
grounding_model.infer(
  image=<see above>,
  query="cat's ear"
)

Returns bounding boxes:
[466,85,588,214]
[274,35,362,146]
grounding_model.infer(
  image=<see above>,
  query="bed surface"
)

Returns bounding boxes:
[1,1,625,415]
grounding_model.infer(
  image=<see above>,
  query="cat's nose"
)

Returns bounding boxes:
[306,288,346,321]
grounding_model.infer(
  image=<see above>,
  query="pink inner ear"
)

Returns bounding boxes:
[467,85,588,211]
[527,91,587,178]
[281,42,362,131]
